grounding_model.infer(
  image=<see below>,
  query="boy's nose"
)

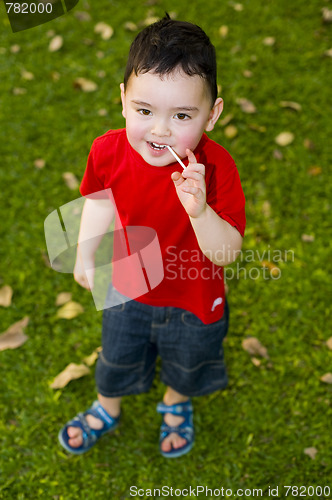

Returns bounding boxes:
[151,119,171,138]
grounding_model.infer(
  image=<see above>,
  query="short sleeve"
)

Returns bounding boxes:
[79,140,106,199]
[207,160,246,237]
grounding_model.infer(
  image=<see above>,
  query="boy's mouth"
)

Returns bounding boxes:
[148,141,168,150]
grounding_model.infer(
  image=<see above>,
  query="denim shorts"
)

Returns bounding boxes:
[95,285,229,398]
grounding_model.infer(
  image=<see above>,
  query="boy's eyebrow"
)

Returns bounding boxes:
[131,100,199,112]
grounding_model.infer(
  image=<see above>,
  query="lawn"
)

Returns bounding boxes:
[0,0,331,498]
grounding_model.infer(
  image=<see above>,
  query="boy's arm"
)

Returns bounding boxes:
[74,198,115,289]
[189,205,243,266]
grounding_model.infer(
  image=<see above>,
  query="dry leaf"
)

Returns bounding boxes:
[303,138,315,150]
[21,70,34,81]
[83,347,102,367]
[73,77,98,92]
[307,166,322,176]
[324,48,332,58]
[0,316,29,351]
[251,357,261,367]
[74,11,91,22]
[219,25,229,38]
[304,447,318,460]
[13,88,27,95]
[46,30,55,38]
[326,337,332,350]
[0,285,13,307]
[124,21,138,31]
[49,35,63,52]
[249,124,266,133]
[273,149,283,160]
[279,101,302,112]
[224,125,238,139]
[142,16,160,26]
[94,22,114,40]
[322,7,332,23]
[261,260,280,277]
[320,373,332,384]
[55,292,72,306]
[98,108,108,116]
[301,234,315,242]
[63,172,79,190]
[236,98,256,113]
[96,51,104,59]
[243,70,253,78]
[275,131,294,146]
[263,37,275,46]
[242,337,269,359]
[219,114,233,127]
[232,3,243,11]
[56,301,84,319]
[34,158,45,169]
[50,363,90,389]
[10,44,20,53]
[262,201,271,218]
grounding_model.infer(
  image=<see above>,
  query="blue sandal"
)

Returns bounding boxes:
[157,400,194,458]
[58,400,120,455]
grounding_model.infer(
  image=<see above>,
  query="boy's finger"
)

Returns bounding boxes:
[186,148,197,164]
[171,171,185,186]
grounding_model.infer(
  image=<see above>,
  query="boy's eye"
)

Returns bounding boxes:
[175,113,190,120]
[138,109,151,116]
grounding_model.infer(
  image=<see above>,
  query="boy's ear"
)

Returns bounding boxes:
[120,83,126,119]
[205,98,223,132]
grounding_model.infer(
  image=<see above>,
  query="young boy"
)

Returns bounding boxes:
[58,14,245,458]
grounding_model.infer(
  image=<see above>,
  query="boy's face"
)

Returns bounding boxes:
[120,69,223,167]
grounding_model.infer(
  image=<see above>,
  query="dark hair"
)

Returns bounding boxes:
[123,14,218,106]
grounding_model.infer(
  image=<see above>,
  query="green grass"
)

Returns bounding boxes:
[0,0,331,498]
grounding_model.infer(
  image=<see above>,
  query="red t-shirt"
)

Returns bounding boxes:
[80,128,245,324]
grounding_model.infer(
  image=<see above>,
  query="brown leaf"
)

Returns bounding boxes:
[0,317,29,351]
[21,69,34,81]
[219,114,234,127]
[275,131,294,146]
[307,166,322,176]
[55,292,72,306]
[73,77,98,92]
[236,98,257,113]
[142,16,160,26]
[242,337,269,359]
[301,234,315,242]
[34,158,45,169]
[49,35,63,52]
[83,347,102,367]
[224,125,238,139]
[273,149,283,160]
[279,101,302,112]
[94,22,114,40]
[62,172,79,190]
[262,201,271,218]
[10,44,20,53]
[74,11,91,22]
[12,88,27,95]
[0,285,13,307]
[219,25,229,38]
[322,7,332,23]
[324,48,332,58]
[320,373,332,384]
[243,70,253,78]
[232,3,244,11]
[261,260,280,278]
[56,301,84,319]
[304,447,318,460]
[124,21,138,31]
[50,363,90,389]
[249,124,266,133]
[326,337,332,350]
[303,138,315,150]
[263,37,275,46]
[251,357,261,367]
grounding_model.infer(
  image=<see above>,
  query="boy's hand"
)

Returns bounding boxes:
[171,149,207,218]
[73,253,95,290]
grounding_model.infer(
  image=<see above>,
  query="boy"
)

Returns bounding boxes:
[58,14,245,458]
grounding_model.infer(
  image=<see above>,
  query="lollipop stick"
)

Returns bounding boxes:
[166,145,186,170]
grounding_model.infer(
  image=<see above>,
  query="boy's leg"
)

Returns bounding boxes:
[161,386,189,452]
[67,394,121,448]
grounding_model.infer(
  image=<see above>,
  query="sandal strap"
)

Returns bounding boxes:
[157,400,192,416]
[85,401,117,428]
